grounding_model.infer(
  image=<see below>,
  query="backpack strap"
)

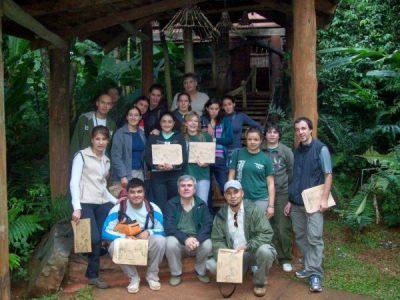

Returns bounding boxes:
[118,199,127,222]
[143,199,154,230]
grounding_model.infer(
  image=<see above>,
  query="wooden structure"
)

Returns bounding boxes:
[0,0,339,297]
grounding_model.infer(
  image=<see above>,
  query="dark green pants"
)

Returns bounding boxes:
[270,193,293,263]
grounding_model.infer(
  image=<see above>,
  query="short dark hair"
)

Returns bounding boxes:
[134,95,149,104]
[245,126,264,140]
[124,105,141,119]
[91,125,110,139]
[159,111,177,124]
[149,83,164,94]
[177,92,192,103]
[222,95,235,104]
[183,72,198,82]
[265,123,281,137]
[294,117,313,130]
[127,178,145,191]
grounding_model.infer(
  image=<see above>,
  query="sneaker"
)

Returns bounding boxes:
[295,268,309,279]
[309,275,323,292]
[88,277,109,289]
[282,263,293,272]
[253,285,266,297]
[251,265,258,274]
[169,275,182,286]
[195,271,210,284]
[147,279,161,291]
[127,278,140,294]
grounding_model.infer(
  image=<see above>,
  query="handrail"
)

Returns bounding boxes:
[227,66,256,109]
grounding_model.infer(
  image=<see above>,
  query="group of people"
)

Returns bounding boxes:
[69,72,333,297]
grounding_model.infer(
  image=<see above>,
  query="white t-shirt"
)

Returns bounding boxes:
[171,91,209,116]
[227,202,247,249]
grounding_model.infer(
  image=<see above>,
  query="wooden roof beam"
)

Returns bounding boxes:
[62,0,207,37]
[3,0,67,48]
[120,22,149,41]
[253,0,291,15]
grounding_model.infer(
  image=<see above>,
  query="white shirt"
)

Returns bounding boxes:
[227,202,247,249]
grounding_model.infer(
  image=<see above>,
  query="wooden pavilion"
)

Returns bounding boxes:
[0,0,339,298]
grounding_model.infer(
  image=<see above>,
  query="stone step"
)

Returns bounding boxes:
[63,254,199,294]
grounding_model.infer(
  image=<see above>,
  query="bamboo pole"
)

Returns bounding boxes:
[0,3,11,299]
[160,32,172,107]
[183,27,194,73]
[141,22,153,94]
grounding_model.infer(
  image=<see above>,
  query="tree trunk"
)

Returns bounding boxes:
[141,22,153,94]
[160,32,172,107]
[292,0,318,137]
[48,46,71,199]
[0,4,11,299]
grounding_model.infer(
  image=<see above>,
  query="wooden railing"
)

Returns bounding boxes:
[227,66,257,109]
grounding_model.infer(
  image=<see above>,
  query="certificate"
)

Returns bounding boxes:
[71,218,92,253]
[188,142,216,164]
[301,184,336,213]
[216,249,243,283]
[152,144,183,165]
[112,238,148,266]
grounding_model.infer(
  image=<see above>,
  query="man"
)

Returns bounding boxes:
[264,123,294,272]
[170,73,209,116]
[70,93,116,159]
[144,84,167,136]
[102,178,166,294]
[164,175,213,286]
[286,117,333,292]
[107,86,124,128]
[206,180,276,297]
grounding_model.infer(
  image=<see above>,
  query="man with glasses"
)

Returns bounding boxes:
[206,180,276,297]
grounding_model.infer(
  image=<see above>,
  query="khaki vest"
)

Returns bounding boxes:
[79,147,110,205]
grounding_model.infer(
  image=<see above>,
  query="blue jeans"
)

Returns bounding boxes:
[208,159,228,212]
[196,179,210,205]
[81,202,114,279]
[150,171,182,213]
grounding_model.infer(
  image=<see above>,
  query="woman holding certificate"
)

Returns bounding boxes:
[183,111,213,204]
[70,125,117,289]
[145,112,187,213]
[228,127,275,219]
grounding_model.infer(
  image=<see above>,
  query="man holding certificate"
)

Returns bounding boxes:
[206,180,276,297]
[286,117,333,293]
[102,178,166,294]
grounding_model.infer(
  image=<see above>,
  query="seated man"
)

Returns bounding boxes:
[206,180,276,297]
[164,175,213,286]
[102,178,166,294]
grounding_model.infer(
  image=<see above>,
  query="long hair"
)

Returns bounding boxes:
[202,98,224,125]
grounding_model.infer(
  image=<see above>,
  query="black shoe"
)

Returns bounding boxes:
[88,277,109,289]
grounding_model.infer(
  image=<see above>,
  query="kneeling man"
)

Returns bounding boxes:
[102,178,166,294]
[164,175,213,286]
[206,180,276,297]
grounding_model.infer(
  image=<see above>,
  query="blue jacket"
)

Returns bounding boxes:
[225,112,263,150]
[164,195,213,244]
[111,124,146,182]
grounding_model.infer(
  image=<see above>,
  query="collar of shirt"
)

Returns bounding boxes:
[180,197,195,212]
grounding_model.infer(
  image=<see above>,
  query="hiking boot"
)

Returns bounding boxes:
[309,275,323,292]
[88,277,109,289]
[169,275,182,286]
[195,271,210,283]
[253,285,266,297]
[282,263,293,272]
[127,278,140,294]
[147,279,161,291]
[295,268,308,279]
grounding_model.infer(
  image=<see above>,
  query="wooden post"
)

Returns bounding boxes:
[160,32,172,107]
[292,0,318,136]
[0,3,11,299]
[270,35,282,101]
[141,22,153,93]
[183,28,194,73]
[48,46,71,199]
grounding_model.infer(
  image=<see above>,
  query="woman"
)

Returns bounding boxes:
[170,73,209,116]
[201,98,233,210]
[133,95,149,131]
[173,92,191,131]
[145,112,187,212]
[222,95,263,160]
[111,105,146,188]
[228,127,275,219]
[183,111,213,204]
[70,125,117,289]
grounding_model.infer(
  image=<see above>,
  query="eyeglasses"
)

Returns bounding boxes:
[233,212,238,228]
